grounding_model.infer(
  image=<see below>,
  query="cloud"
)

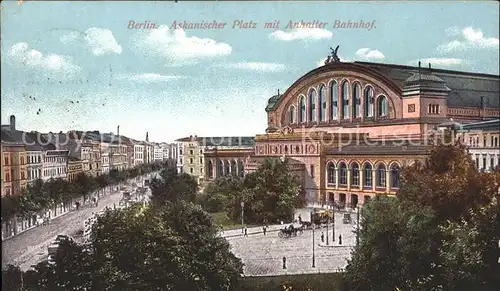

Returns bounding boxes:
[355,48,385,61]
[60,27,122,56]
[7,42,81,76]
[116,73,185,83]
[269,28,333,41]
[218,62,286,72]
[131,25,232,66]
[437,27,499,54]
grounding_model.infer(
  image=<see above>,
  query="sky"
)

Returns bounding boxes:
[1,1,499,143]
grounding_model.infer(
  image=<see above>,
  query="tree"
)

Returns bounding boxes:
[200,175,242,213]
[150,165,198,206]
[1,265,23,291]
[225,158,303,224]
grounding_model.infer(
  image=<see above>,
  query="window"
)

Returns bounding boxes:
[200,150,203,154]
[327,162,335,184]
[351,163,360,186]
[217,160,223,176]
[199,157,203,164]
[353,83,361,118]
[364,87,374,117]
[231,160,237,175]
[299,96,306,122]
[330,81,338,121]
[491,158,495,170]
[377,95,389,117]
[310,165,315,178]
[190,150,194,155]
[190,158,193,164]
[6,173,11,182]
[224,161,230,176]
[190,168,193,174]
[4,157,8,166]
[308,89,317,122]
[363,163,372,187]
[289,106,296,124]
[390,165,400,188]
[376,164,386,187]
[475,156,479,168]
[339,163,347,185]
[238,160,244,178]
[483,156,487,171]
[319,85,326,122]
[179,149,183,155]
[341,81,349,119]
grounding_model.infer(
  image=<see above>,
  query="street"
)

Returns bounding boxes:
[1,175,155,271]
[224,209,358,276]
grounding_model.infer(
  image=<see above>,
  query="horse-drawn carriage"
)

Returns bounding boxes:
[310,209,333,227]
[278,225,304,238]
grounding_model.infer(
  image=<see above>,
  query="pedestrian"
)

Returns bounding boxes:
[298,214,302,224]
[339,234,342,245]
[244,227,248,236]
[321,232,325,243]
[263,226,267,236]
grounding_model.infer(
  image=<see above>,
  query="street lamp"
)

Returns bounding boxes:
[332,200,335,242]
[311,210,316,268]
[241,201,245,234]
[356,204,361,247]
[326,211,329,245]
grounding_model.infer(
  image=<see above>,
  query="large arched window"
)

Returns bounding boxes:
[330,81,338,121]
[238,160,244,178]
[341,81,349,119]
[289,106,296,124]
[224,160,230,176]
[308,89,317,122]
[208,160,213,178]
[353,83,361,118]
[390,164,400,188]
[217,160,223,177]
[363,163,372,187]
[364,87,374,118]
[339,162,347,185]
[376,164,386,187]
[351,163,360,186]
[319,85,326,122]
[299,96,306,122]
[230,160,237,175]
[377,95,389,117]
[327,162,336,184]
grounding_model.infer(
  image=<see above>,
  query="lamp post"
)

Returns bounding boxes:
[326,212,329,245]
[332,200,335,242]
[241,201,245,234]
[356,205,361,247]
[311,210,316,268]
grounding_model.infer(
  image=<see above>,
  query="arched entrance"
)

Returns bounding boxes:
[351,194,358,209]
[339,193,346,208]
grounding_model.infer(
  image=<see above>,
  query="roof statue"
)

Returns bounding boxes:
[325,45,341,64]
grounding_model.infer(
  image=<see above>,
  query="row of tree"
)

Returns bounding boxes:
[2,164,244,291]
[199,158,305,224]
[343,140,500,290]
[1,161,168,222]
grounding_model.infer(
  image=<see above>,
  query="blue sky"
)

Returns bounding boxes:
[1,1,499,142]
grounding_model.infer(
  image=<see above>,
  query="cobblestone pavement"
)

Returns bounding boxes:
[225,208,359,276]
[1,175,155,271]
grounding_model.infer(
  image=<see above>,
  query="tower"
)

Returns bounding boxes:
[146,132,149,142]
[9,115,16,131]
[117,125,120,136]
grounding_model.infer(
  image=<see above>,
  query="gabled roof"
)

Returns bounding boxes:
[1,129,55,150]
[460,118,500,131]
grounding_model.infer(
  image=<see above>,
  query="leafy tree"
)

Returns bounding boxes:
[200,175,242,213]
[1,265,23,291]
[150,165,198,206]
[225,158,303,224]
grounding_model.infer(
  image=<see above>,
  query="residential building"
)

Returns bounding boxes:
[458,119,500,171]
[154,144,164,162]
[67,157,83,181]
[46,132,92,176]
[176,142,184,173]
[1,141,26,196]
[133,143,145,166]
[100,141,111,174]
[42,149,69,181]
[201,56,500,206]
[119,135,136,169]
[170,143,178,161]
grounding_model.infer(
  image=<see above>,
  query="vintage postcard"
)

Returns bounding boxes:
[1,1,499,290]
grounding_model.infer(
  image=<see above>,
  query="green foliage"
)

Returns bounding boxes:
[238,273,345,291]
[343,143,500,291]
[149,165,199,206]
[1,162,165,222]
[203,158,303,224]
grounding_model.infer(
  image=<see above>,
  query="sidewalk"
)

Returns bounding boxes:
[221,224,285,238]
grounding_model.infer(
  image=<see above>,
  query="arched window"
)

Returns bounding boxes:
[363,163,372,187]
[339,162,347,185]
[208,160,213,178]
[224,160,230,176]
[289,106,296,124]
[351,163,360,186]
[238,160,244,178]
[284,146,288,154]
[364,87,374,118]
[319,85,326,122]
[330,81,338,121]
[230,160,237,175]
[217,160,223,177]
[299,96,306,122]
[341,81,349,119]
[378,95,389,117]
[376,164,386,187]
[327,162,336,184]
[390,164,400,188]
[309,89,317,122]
[353,83,361,118]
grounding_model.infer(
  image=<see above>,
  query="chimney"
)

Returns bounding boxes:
[9,115,15,131]
[278,89,280,96]
[146,132,149,142]
[428,63,431,70]
[418,61,421,68]
[117,125,120,136]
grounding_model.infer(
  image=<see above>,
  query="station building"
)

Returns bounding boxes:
[198,54,500,206]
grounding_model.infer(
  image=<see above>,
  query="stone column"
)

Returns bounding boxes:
[386,169,390,193]
[347,167,351,191]
[335,168,339,189]
[372,169,376,192]
[359,167,364,190]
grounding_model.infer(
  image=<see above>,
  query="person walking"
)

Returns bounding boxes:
[298,214,302,224]
[244,227,248,236]
[263,226,267,236]
[339,234,342,245]
[321,232,325,243]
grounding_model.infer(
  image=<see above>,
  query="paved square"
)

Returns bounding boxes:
[225,208,358,276]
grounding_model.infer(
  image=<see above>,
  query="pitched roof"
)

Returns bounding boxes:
[460,118,500,131]
[1,129,55,150]
[176,136,255,147]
